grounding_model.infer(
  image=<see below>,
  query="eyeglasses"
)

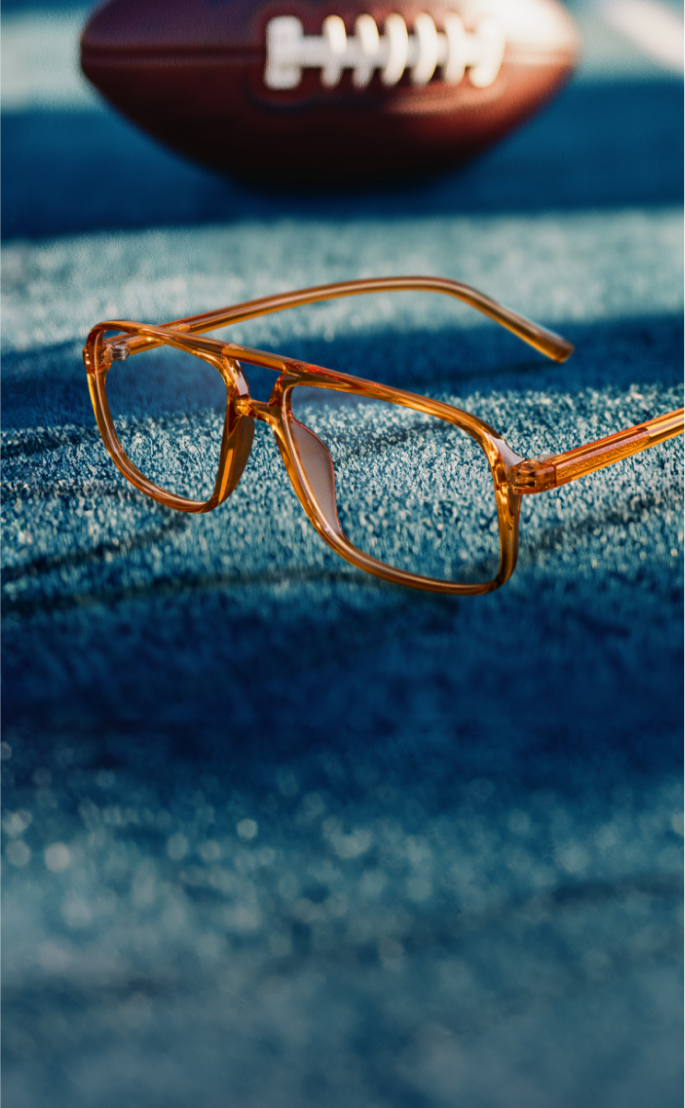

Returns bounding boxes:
[83,277,683,595]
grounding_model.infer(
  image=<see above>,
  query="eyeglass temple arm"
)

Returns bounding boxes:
[509,408,684,494]
[160,277,574,362]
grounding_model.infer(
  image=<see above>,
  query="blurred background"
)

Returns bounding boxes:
[2,2,683,1106]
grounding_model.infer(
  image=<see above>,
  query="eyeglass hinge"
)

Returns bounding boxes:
[109,342,130,361]
[508,458,557,494]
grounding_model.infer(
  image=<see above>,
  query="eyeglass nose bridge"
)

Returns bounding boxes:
[232,389,344,541]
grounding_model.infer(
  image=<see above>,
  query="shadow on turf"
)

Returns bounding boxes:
[2,309,681,765]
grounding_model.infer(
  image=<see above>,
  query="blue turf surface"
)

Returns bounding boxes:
[2,4,683,1105]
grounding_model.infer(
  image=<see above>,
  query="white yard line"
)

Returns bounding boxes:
[1,10,99,111]
[3,209,682,353]
[600,0,684,72]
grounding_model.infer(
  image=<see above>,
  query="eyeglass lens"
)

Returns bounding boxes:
[104,341,228,501]
[290,387,501,584]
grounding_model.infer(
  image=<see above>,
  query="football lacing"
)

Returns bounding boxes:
[264,13,506,90]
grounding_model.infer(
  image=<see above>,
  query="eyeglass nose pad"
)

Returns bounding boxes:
[289,417,342,535]
[218,414,255,502]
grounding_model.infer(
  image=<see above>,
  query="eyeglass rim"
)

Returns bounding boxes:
[83,276,683,595]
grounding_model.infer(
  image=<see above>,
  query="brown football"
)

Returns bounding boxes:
[80,0,580,186]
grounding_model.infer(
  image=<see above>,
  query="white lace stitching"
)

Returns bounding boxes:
[264,13,506,90]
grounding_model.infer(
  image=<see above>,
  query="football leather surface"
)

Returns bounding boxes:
[81,0,580,185]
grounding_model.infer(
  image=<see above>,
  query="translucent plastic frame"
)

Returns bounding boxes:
[84,277,684,595]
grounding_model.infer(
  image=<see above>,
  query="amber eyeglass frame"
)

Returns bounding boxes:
[84,277,684,595]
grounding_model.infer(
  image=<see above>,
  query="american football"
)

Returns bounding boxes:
[80,0,580,185]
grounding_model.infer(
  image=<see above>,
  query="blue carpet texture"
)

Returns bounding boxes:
[2,3,683,1106]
